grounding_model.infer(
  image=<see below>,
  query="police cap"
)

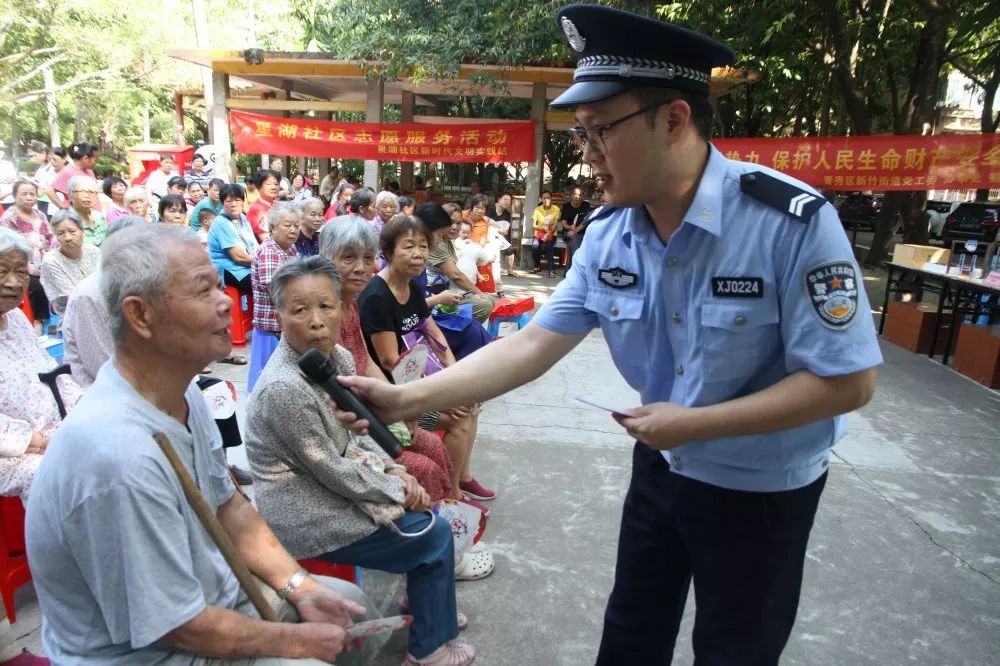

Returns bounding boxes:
[551,4,736,109]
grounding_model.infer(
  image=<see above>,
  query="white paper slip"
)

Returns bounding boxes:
[573,395,636,416]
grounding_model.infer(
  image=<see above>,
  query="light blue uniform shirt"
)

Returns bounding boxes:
[535,145,883,492]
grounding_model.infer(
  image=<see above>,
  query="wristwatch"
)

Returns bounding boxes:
[277,568,309,600]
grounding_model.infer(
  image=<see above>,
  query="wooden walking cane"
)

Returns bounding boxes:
[153,432,280,622]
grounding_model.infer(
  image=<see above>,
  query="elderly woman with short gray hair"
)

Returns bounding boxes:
[0,227,82,501]
[67,175,107,246]
[40,209,101,317]
[246,255,475,666]
[293,197,325,257]
[123,187,156,223]
[247,203,301,391]
[321,217,457,505]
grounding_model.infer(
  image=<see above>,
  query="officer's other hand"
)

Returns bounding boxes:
[613,402,693,450]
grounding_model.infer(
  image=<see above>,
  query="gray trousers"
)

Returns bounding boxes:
[199,575,382,665]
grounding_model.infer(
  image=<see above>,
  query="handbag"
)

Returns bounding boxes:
[432,498,487,557]
[344,442,435,537]
[401,318,448,376]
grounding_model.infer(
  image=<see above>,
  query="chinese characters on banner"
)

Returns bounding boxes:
[713,134,1000,191]
[230,110,535,164]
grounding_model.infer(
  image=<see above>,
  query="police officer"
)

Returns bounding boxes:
[334,5,883,664]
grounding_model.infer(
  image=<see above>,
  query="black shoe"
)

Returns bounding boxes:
[230,464,254,486]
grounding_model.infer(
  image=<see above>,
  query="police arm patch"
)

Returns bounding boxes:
[598,267,637,288]
[804,261,859,329]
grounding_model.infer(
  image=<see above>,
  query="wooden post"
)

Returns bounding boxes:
[400,90,415,191]
[174,93,185,145]
[522,82,547,267]
[210,71,233,182]
[364,77,384,190]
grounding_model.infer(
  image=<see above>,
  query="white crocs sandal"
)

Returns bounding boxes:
[455,549,494,581]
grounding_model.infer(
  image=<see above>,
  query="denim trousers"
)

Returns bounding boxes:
[322,511,457,659]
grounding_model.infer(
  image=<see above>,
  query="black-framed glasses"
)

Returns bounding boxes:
[568,100,671,154]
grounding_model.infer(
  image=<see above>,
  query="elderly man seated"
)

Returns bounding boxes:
[246,256,476,666]
[26,224,373,664]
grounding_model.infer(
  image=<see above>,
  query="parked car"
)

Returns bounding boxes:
[837,193,883,229]
[925,200,961,239]
[940,201,1000,245]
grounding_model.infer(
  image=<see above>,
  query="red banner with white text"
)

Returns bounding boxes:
[230,110,535,163]
[712,133,1000,191]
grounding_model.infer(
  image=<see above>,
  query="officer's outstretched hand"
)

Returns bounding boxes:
[612,403,693,450]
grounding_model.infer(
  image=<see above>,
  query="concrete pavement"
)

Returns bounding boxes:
[3,269,999,665]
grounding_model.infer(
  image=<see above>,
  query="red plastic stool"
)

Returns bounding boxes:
[18,296,33,325]
[0,497,31,623]
[223,285,253,348]
[299,558,359,585]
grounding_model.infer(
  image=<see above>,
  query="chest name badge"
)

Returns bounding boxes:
[711,277,764,298]
[598,267,638,289]
[804,261,859,329]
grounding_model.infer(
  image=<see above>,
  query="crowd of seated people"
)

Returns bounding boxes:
[0,143,564,662]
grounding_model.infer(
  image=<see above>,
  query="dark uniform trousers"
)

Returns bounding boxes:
[596,442,827,666]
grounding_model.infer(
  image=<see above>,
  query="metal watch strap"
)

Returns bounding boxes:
[277,568,309,600]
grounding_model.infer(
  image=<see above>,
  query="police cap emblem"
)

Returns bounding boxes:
[561,17,586,52]
[805,261,859,329]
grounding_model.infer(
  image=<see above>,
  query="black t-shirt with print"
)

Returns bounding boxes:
[559,201,592,233]
[358,274,431,377]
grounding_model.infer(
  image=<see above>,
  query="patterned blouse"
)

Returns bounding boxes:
[0,207,55,269]
[251,237,298,332]
[0,309,82,498]
[40,244,101,316]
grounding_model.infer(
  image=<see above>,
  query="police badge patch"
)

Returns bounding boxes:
[804,261,859,329]
[598,267,637,289]
[561,17,586,52]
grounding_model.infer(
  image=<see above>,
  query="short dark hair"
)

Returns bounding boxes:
[12,180,37,197]
[102,176,125,197]
[28,141,48,155]
[198,208,218,223]
[167,176,187,190]
[255,168,281,189]
[398,195,415,210]
[465,193,489,211]
[379,214,433,259]
[158,194,186,217]
[541,189,552,196]
[51,146,68,160]
[414,202,451,232]
[159,153,174,162]
[348,189,375,213]
[627,86,714,139]
[219,183,246,202]
[208,178,225,190]
[187,180,204,192]
[191,154,206,164]
[69,142,98,159]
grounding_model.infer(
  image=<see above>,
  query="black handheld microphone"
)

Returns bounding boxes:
[298,348,401,456]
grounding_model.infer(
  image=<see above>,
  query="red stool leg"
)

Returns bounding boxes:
[223,286,248,347]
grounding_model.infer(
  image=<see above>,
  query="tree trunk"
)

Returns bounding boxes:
[865,7,950,266]
[42,65,60,148]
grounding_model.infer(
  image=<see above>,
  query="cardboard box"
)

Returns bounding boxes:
[892,244,950,268]
[882,301,959,355]
[952,325,1000,388]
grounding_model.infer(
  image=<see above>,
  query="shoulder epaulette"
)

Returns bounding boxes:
[739,171,826,223]
[584,204,617,223]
